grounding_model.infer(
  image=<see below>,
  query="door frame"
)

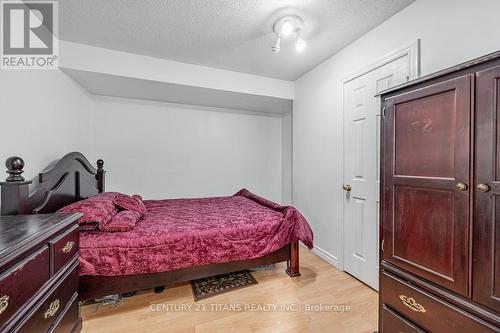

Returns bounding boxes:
[338,40,421,271]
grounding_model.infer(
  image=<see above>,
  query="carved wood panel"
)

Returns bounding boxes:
[382,75,472,296]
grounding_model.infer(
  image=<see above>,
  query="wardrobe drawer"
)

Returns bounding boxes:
[381,272,498,333]
[51,225,79,275]
[381,305,425,333]
[16,266,78,333]
[0,246,50,329]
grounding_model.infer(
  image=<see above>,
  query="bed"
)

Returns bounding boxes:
[0,152,313,300]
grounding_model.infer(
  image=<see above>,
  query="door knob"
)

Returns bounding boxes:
[343,184,352,192]
[455,182,468,191]
[477,184,490,193]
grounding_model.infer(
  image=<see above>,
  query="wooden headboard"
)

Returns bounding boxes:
[0,152,105,215]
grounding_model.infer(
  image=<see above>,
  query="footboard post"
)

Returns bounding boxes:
[286,241,301,277]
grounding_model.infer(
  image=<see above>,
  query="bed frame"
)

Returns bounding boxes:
[0,152,300,300]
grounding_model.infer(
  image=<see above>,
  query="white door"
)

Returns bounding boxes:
[343,53,413,290]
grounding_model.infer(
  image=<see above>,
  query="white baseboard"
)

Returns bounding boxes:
[311,245,342,270]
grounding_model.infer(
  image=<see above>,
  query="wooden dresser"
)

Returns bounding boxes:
[0,213,81,333]
[379,51,500,332]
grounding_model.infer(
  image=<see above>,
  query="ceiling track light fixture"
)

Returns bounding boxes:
[272,35,281,53]
[295,35,306,52]
[272,15,306,53]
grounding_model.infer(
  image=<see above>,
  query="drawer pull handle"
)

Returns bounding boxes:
[44,299,60,319]
[0,295,9,315]
[399,295,426,313]
[62,241,75,253]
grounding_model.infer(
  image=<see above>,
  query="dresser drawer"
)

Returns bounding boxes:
[49,293,79,333]
[381,272,499,333]
[16,265,78,333]
[50,225,79,275]
[0,246,50,329]
[381,305,425,333]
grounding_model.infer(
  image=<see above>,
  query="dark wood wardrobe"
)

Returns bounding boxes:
[379,51,500,332]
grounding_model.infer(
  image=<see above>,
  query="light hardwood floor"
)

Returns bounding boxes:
[81,248,378,333]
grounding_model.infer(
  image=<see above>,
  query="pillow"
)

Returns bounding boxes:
[113,193,147,217]
[132,194,143,201]
[100,210,141,232]
[58,192,119,228]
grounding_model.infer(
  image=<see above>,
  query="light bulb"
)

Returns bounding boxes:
[272,35,281,53]
[295,37,306,52]
[281,21,294,36]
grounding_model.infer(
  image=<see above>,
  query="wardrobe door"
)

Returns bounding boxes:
[381,75,472,296]
[474,65,500,312]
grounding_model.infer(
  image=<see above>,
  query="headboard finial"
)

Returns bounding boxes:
[96,159,105,193]
[1,152,104,216]
[5,156,25,182]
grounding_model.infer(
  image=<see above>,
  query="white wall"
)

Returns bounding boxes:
[0,41,294,202]
[281,112,293,205]
[293,0,500,267]
[86,96,283,202]
[56,43,292,203]
[0,69,92,179]
[0,62,290,204]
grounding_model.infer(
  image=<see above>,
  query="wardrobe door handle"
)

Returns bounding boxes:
[455,182,468,191]
[477,184,490,193]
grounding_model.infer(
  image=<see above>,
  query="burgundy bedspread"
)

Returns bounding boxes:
[79,189,313,276]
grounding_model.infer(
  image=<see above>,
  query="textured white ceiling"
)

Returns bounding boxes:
[59,0,415,80]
